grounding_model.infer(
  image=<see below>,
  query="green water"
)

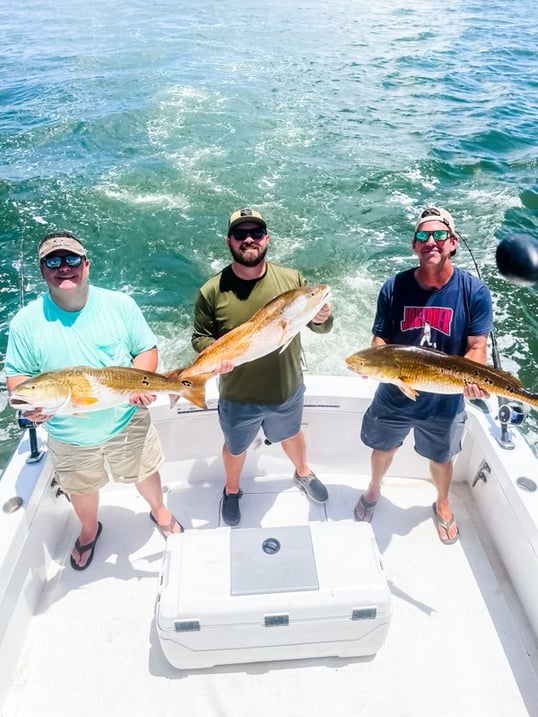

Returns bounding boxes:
[1,0,538,469]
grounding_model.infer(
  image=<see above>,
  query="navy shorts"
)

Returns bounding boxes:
[360,397,467,464]
[218,383,306,456]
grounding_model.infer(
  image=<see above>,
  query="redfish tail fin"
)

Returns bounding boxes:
[164,368,210,410]
[179,373,212,409]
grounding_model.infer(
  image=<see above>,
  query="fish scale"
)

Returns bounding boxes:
[9,286,331,415]
[8,365,200,414]
[345,344,538,409]
[169,284,331,406]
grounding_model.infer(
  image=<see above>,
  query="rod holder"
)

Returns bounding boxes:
[17,413,45,464]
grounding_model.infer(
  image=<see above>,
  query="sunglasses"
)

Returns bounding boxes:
[231,226,266,241]
[414,230,451,242]
[41,254,84,269]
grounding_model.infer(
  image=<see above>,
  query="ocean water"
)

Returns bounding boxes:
[1,0,537,469]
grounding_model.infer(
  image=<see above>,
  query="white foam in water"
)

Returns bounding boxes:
[1,0,537,469]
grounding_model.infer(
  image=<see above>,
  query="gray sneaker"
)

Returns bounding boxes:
[293,470,328,504]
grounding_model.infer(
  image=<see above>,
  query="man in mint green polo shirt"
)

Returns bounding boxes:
[5,231,183,570]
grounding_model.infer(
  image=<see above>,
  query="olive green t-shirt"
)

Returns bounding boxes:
[192,262,332,404]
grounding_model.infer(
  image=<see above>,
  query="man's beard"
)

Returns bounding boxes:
[229,243,267,267]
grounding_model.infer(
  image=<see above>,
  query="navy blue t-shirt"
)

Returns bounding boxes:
[371,267,493,419]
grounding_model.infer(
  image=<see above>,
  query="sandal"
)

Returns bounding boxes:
[150,511,184,538]
[70,522,103,571]
[353,493,379,522]
[432,502,459,545]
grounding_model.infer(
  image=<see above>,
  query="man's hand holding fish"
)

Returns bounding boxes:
[349,207,494,545]
[4,231,184,571]
[190,207,333,527]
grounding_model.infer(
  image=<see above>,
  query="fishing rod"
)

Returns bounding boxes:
[15,234,44,463]
[456,231,503,371]
[462,231,538,369]
[457,230,526,447]
[18,234,26,309]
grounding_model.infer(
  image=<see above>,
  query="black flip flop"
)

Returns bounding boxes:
[70,521,103,571]
[150,512,184,538]
[353,493,379,522]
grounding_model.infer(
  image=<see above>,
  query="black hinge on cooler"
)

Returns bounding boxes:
[174,619,200,632]
[264,614,289,627]
[352,607,377,620]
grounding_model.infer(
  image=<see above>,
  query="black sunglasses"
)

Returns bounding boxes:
[231,226,266,241]
[41,254,84,269]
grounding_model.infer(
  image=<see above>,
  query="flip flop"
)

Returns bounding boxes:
[70,521,103,571]
[432,502,459,545]
[150,511,184,538]
[353,493,379,522]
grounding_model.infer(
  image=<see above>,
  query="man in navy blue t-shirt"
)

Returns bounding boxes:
[354,207,493,544]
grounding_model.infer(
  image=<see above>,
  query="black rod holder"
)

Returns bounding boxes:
[17,413,45,464]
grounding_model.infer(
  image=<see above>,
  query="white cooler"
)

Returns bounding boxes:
[155,521,392,669]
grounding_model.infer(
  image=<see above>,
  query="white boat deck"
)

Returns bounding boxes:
[4,459,538,717]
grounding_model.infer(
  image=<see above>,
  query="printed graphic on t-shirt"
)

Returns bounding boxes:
[400,306,454,347]
[419,321,435,348]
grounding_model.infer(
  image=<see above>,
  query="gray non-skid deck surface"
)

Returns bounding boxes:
[5,470,538,717]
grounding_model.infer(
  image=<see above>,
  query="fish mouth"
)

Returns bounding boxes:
[317,285,331,304]
[8,397,33,408]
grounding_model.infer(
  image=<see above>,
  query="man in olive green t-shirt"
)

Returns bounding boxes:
[192,208,333,526]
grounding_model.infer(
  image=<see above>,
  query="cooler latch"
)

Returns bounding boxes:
[174,619,200,632]
[264,614,289,627]
[352,607,377,620]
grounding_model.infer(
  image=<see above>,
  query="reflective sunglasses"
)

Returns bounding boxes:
[231,226,266,241]
[41,254,84,269]
[414,229,451,242]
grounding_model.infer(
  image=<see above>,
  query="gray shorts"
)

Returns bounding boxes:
[218,383,306,456]
[47,409,165,494]
[360,400,467,464]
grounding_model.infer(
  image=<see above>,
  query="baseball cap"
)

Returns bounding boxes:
[227,208,267,234]
[414,207,456,235]
[38,232,87,260]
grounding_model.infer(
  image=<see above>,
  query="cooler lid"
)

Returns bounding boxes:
[230,525,319,595]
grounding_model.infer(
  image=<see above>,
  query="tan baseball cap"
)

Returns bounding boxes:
[227,208,267,234]
[414,207,456,234]
[38,233,87,259]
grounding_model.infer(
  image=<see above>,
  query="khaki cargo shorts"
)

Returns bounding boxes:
[47,409,165,495]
